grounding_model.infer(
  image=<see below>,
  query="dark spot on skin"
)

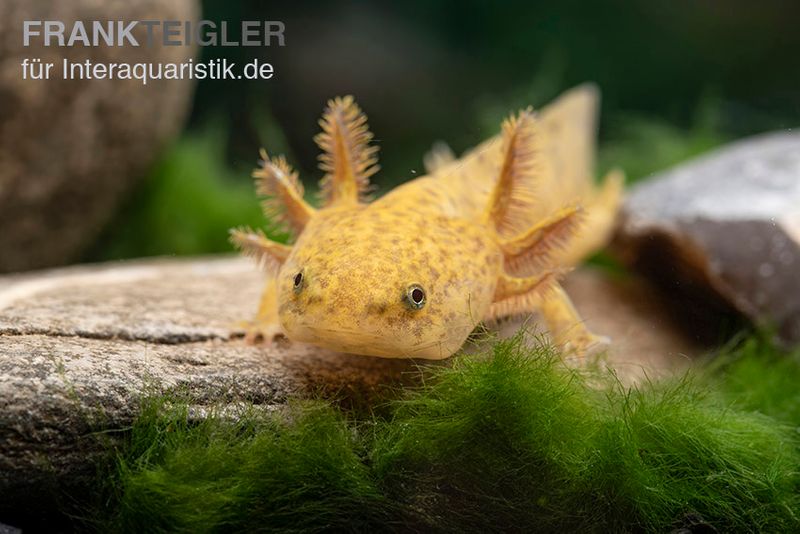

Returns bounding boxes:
[367,302,388,315]
[411,315,433,339]
[307,295,322,305]
[385,314,405,328]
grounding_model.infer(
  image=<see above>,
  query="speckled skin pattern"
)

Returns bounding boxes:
[232,87,623,360]
[279,200,501,358]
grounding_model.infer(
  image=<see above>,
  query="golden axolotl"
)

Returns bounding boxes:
[231,84,623,360]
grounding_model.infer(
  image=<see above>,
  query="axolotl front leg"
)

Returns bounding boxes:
[238,276,286,343]
[230,229,295,344]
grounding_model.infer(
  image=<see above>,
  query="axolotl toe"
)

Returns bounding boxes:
[232,87,623,360]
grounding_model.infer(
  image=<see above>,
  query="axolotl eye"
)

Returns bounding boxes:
[405,284,426,310]
[293,271,304,293]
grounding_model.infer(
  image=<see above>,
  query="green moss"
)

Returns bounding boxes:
[708,334,800,427]
[591,380,797,531]
[108,400,392,533]
[372,338,598,531]
[89,334,800,532]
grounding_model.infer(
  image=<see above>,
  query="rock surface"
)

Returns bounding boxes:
[0,256,704,521]
[616,131,800,347]
[0,0,198,272]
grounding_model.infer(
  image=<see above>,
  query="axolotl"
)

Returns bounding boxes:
[231,85,623,360]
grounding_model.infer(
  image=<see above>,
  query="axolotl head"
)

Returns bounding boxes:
[276,206,501,359]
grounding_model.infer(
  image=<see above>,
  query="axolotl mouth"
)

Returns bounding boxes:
[281,318,467,360]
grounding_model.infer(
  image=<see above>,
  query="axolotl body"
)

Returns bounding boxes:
[232,85,623,359]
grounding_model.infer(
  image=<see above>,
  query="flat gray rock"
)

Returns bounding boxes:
[617,131,800,346]
[0,256,702,521]
[0,257,417,522]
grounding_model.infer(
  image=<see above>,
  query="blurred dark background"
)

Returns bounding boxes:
[87,0,800,260]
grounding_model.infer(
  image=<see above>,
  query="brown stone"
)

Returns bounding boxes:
[0,0,199,272]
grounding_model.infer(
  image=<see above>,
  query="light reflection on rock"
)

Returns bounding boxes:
[616,131,800,347]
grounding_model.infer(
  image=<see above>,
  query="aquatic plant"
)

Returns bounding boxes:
[93,333,800,532]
